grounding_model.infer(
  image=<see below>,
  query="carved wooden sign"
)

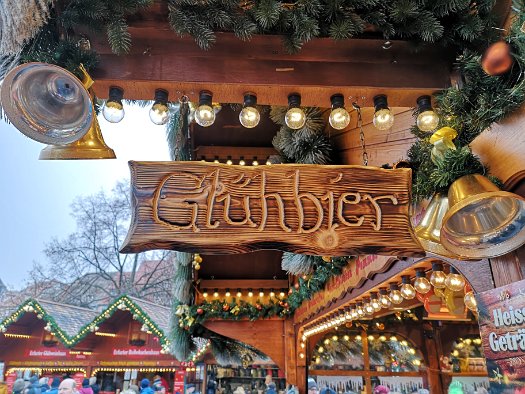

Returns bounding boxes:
[120,162,423,256]
[294,255,394,323]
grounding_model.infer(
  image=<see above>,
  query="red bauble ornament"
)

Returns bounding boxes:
[288,288,293,295]
[294,283,300,290]
[284,302,289,308]
[197,308,204,315]
[481,41,513,76]
[222,304,230,311]
[255,303,262,310]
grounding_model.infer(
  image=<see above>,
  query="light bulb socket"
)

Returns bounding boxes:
[330,94,345,109]
[416,95,433,112]
[389,283,399,291]
[370,292,378,300]
[108,86,124,102]
[356,301,363,307]
[154,88,169,104]
[431,262,443,272]
[379,288,388,295]
[373,94,389,111]
[449,266,458,275]
[415,268,426,278]
[401,275,411,285]
[243,92,257,107]
[199,90,213,107]
[288,93,301,108]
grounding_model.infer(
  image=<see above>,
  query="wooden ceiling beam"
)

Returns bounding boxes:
[89,28,453,107]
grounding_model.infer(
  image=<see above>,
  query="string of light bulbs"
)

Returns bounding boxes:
[101,89,440,132]
[301,264,474,339]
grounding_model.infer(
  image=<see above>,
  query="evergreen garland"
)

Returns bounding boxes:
[166,0,496,53]
[408,4,525,201]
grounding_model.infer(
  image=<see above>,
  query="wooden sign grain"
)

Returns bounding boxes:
[120,162,424,256]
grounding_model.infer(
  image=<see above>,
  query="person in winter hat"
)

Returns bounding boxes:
[39,378,50,393]
[27,376,42,394]
[46,378,61,394]
[373,386,389,394]
[140,379,154,394]
[13,379,26,394]
[79,379,93,394]
[320,386,336,394]
[88,377,100,394]
[307,379,318,394]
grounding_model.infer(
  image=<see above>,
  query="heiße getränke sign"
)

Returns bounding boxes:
[476,278,525,392]
[121,162,424,256]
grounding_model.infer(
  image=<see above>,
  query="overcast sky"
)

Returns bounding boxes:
[0,105,171,289]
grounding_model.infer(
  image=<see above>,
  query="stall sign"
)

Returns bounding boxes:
[294,255,393,323]
[5,373,17,393]
[26,349,69,357]
[476,278,525,391]
[173,370,185,394]
[121,162,423,257]
[112,348,161,357]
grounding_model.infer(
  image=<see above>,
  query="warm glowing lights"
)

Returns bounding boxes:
[195,90,216,127]
[379,288,392,308]
[94,332,116,337]
[248,290,254,298]
[464,291,478,312]
[3,333,31,339]
[285,93,306,130]
[416,95,439,132]
[213,290,219,298]
[414,269,431,294]
[430,262,447,289]
[372,95,394,131]
[203,292,208,298]
[400,275,416,300]
[225,290,231,297]
[445,267,466,292]
[389,284,403,305]
[239,93,260,128]
[329,94,351,130]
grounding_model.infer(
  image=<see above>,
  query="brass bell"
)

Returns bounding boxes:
[0,63,93,145]
[39,113,116,160]
[440,174,525,259]
[414,193,457,258]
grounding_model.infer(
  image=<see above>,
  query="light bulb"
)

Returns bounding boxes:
[226,157,233,165]
[414,269,431,294]
[202,292,208,298]
[400,276,416,300]
[195,90,216,127]
[270,291,275,297]
[285,107,306,129]
[225,290,231,297]
[445,268,466,292]
[149,89,170,125]
[195,104,215,127]
[213,290,219,298]
[379,289,392,308]
[389,284,403,305]
[239,94,260,128]
[430,263,447,289]
[356,302,365,317]
[372,95,394,130]
[102,86,125,123]
[464,291,477,311]
[259,290,264,297]
[329,94,350,130]
[236,290,242,298]
[285,93,305,129]
[248,291,253,297]
[329,107,350,130]
[370,293,381,312]
[239,158,246,166]
[252,159,259,166]
[364,300,374,315]
[351,307,358,319]
[416,95,439,132]
[373,109,394,130]
[417,110,439,131]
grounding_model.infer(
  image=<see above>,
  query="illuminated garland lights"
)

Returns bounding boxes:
[301,267,470,339]
[92,367,178,376]
[6,367,87,375]
[176,257,349,330]
[0,296,208,362]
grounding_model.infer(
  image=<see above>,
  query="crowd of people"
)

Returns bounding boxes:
[12,377,100,394]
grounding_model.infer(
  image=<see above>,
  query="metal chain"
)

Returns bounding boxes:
[352,102,368,166]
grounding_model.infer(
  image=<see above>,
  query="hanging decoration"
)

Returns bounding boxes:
[481,41,514,76]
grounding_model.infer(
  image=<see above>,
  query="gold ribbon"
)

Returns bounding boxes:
[430,127,458,164]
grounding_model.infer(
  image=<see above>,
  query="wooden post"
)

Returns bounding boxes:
[362,330,372,394]
[284,318,298,387]
[423,327,443,393]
